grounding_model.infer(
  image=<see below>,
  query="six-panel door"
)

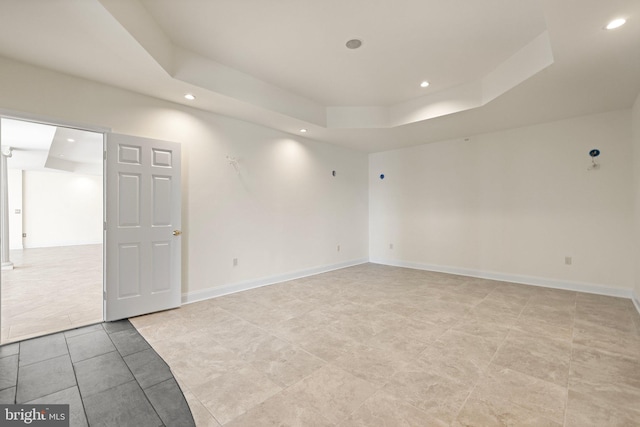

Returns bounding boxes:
[105,133,181,321]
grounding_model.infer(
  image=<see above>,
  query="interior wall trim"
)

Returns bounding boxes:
[370,258,634,299]
[181,258,369,305]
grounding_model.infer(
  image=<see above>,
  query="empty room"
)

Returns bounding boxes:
[0,1,639,426]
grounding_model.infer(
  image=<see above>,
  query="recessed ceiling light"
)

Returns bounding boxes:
[67,138,75,142]
[300,129,308,133]
[605,18,626,30]
[346,39,363,49]
[184,93,196,100]
[420,81,430,88]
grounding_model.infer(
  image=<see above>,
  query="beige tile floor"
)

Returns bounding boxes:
[131,263,640,426]
[1,245,103,344]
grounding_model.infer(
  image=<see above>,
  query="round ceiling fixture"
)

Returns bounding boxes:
[184,93,196,100]
[420,81,430,88]
[346,39,363,49]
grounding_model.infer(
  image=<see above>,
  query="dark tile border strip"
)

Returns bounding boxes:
[0,320,195,427]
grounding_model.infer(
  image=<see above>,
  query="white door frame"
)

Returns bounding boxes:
[0,111,109,338]
[0,110,183,331]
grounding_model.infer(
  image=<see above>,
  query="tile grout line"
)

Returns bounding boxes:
[138,266,640,425]
[12,341,20,404]
[452,311,516,423]
[125,320,198,426]
[175,375,224,427]
[437,284,492,424]
[66,326,101,427]
[563,297,578,427]
[10,321,193,426]
[104,321,170,426]
[452,287,525,421]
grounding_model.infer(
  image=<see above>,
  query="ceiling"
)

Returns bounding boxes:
[1,118,103,176]
[0,0,638,152]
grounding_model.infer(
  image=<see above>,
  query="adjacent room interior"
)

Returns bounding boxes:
[0,118,103,344]
[0,0,639,426]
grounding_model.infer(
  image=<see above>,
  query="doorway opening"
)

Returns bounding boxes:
[1,117,104,344]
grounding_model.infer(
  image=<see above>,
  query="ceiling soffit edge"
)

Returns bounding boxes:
[98,0,175,74]
[99,0,554,130]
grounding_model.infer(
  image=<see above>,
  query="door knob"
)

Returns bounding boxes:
[173,230,182,236]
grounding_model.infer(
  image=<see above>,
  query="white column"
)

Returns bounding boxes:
[1,146,13,270]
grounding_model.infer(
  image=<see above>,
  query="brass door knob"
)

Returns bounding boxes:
[173,230,182,236]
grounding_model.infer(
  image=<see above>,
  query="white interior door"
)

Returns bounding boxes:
[105,133,181,321]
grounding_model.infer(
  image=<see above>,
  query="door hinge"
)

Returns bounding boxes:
[103,151,107,160]
[103,221,106,231]
[103,290,107,300]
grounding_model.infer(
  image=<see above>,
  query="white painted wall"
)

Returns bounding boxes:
[22,170,102,248]
[370,110,635,293]
[0,56,369,296]
[2,54,634,304]
[632,92,640,308]
[7,168,22,250]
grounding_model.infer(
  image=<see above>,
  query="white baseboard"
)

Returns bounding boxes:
[182,258,369,304]
[23,241,103,249]
[182,256,640,311]
[370,258,634,299]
